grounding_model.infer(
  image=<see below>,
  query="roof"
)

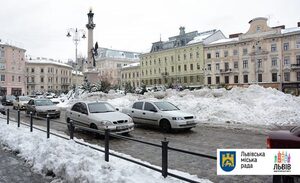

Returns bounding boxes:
[281,27,300,34]
[186,31,216,45]
[122,62,140,69]
[96,47,140,61]
[208,37,239,45]
[26,57,72,68]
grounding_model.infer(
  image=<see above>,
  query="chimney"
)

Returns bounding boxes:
[229,33,242,38]
[298,22,300,27]
[179,26,185,35]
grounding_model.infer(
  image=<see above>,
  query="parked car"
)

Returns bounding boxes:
[267,127,300,183]
[50,98,63,105]
[13,96,32,110]
[26,98,60,118]
[122,100,197,132]
[1,95,16,106]
[267,126,300,148]
[65,101,134,134]
[0,103,6,115]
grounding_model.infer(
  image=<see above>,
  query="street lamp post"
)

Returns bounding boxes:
[66,28,86,96]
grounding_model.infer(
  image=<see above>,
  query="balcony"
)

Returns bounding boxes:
[220,68,233,74]
[27,81,36,85]
[291,64,300,70]
[161,72,169,77]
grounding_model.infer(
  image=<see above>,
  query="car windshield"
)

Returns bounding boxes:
[153,101,179,111]
[88,102,116,113]
[19,96,31,101]
[35,100,54,106]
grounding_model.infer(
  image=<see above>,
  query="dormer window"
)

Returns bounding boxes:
[256,26,261,32]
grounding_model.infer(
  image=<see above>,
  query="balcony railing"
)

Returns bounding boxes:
[161,72,169,76]
[291,64,300,70]
[220,68,232,74]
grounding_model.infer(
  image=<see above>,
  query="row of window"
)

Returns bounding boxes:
[142,52,200,66]
[0,75,22,82]
[206,41,300,59]
[141,63,201,77]
[27,67,71,76]
[27,76,71,84]
[206,56,300,71]
[141,75,202,85]
[207,72,300,85]
[122,72,139,79]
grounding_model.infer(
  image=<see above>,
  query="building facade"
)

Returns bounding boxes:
[0,43,26,96]
[94,47,140,86]
[26,57,73,95]
[121,63,141,88]
[140,27,225,88]
[204,17,300,95]
[71,70,84,88]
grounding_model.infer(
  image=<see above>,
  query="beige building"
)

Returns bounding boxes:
[204,17,300,95]
[26,57,73,95]
[0,43,26,96]
[94,47,140,86]
[121,62,141,88]
[140,27,225,88]
[71,70,84,88]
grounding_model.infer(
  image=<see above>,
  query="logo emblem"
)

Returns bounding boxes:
[220,151,236,172]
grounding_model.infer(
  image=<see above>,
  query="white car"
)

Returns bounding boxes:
[13,96,32,110]
[65,101,134,134]
[122,100,197,132]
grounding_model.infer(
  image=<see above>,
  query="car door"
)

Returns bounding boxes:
[142,102,160,126]
[130,101,144,124]
[78,102,89,127]
[27,100,35,113]
[69,103,82,125]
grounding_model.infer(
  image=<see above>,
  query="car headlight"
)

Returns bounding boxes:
[100,120,112,126]
[172,117,185,120]
[128,118,133,123]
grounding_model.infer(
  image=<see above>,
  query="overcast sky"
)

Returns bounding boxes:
[0,0,299,62]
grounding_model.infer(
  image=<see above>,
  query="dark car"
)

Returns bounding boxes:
[1,95,16,106]
[26,98,60,118]
[267,127,300,183]
[267,126,300,148]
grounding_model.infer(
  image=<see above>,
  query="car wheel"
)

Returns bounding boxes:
[160,120,171,133]
[90,123,100,138]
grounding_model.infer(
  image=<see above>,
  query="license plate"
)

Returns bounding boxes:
[116,125,128,130]
[186,120,194,124]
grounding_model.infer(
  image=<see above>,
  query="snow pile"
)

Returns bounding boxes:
[59,85,300,126]
[0,120,210,183]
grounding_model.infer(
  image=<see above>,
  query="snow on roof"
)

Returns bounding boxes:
[281,27,300,34]
[122,62,140,69]
[187,32,215,45]
[72,70,84,76]
[208,37,239,45]
[27,57,72,68]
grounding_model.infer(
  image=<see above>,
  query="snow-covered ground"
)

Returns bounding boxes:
[0,118,211,183]
[59,85,300,127]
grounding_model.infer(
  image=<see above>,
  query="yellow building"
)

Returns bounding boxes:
[121,62,141,88]
[140,27,225,88]
[204,17,300,95]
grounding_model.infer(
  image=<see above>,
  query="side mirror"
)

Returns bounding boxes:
[116,108,119,111]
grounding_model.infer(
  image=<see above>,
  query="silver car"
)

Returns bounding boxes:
[26,98,60,118]
[13,96,32,110]
[65,101,134,134]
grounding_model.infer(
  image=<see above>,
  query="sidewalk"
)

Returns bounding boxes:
[0,146,54,183]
